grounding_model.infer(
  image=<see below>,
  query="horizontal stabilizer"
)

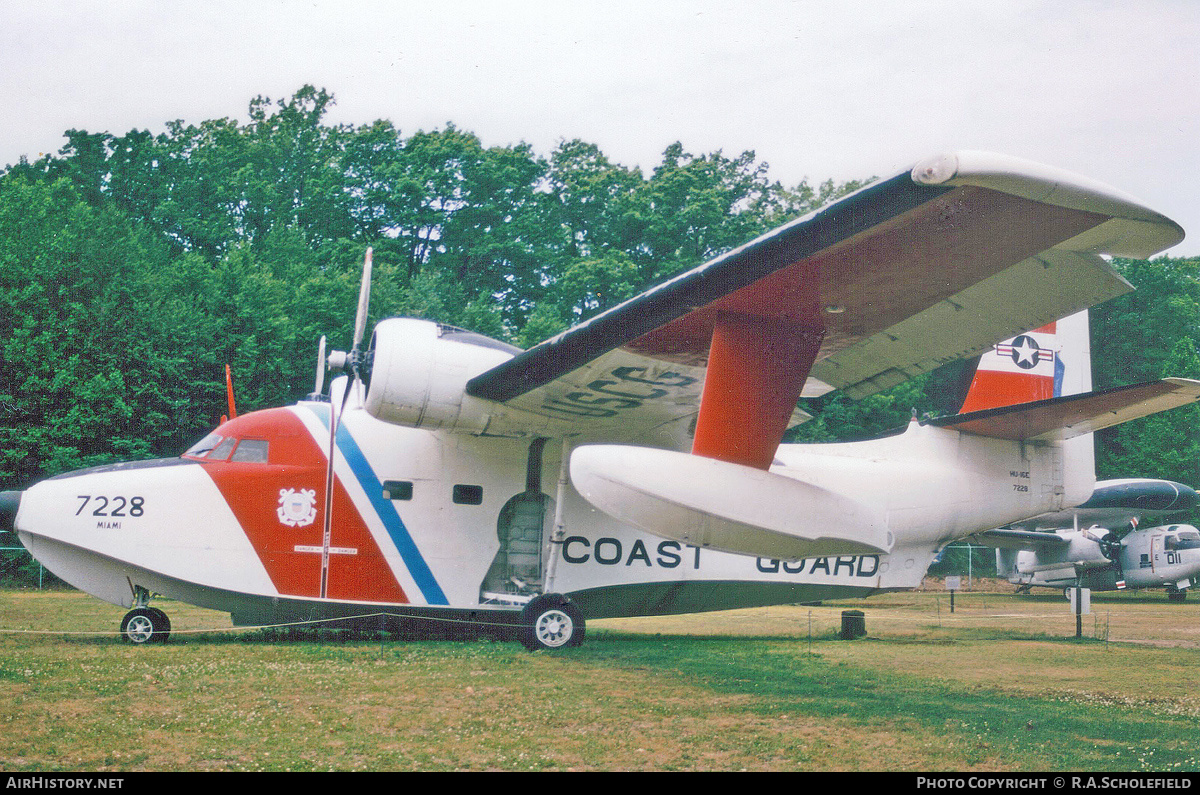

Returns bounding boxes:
[570,445,891,561]
[929,378,1200,441]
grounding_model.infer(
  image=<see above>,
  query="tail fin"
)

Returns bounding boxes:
[958,310,1092,412]
[955,310,1095,505]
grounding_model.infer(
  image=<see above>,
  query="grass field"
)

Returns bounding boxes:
[1,585,1198,772]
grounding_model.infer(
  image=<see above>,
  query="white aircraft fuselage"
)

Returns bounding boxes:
[10,389,1087,627]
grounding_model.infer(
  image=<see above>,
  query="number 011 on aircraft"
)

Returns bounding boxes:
[2,151,1197,650]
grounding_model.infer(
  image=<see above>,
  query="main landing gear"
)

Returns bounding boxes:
[520,593,585,651]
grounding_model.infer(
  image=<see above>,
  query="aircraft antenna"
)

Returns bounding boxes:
[224,364,237,420]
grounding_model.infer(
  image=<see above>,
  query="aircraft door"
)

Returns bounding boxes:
[479,439,553,602]
[1151,533,1165,573]
[494,492,548,585]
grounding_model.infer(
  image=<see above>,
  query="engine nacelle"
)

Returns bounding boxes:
[363,318,518,432]
[1015,529,1114,573]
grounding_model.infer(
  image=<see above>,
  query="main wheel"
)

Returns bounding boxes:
[520,594,584,651]
[121,607,171,644]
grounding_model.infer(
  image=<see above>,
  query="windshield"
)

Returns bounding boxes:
[1165,529,1200,551]
[183,432,223,458]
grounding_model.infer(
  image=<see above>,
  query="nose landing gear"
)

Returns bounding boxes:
[120,607,171,644]
[121,586,172,644]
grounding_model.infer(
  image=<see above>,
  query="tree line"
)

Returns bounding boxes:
[1,85,1196,519]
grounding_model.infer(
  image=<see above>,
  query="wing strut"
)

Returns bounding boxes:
[691,314,824,469]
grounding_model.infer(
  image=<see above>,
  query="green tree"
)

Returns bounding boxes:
[1095,336,1200,485]
[1090,256,1200,484]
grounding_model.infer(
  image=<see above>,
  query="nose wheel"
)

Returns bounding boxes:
[120,607,171,644]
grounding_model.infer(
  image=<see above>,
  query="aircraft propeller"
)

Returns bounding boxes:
[1083,524,1125,562]
[317,247,374,597]
[1098,531,1123,562]
[326,247,373,384]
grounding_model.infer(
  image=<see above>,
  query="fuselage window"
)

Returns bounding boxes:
[453,484,483,505]
[230,439,270,463]
[383,480,413,500]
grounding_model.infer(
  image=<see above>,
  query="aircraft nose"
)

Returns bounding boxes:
[0,490,21,533]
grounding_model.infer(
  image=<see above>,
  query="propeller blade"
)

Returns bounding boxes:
[353,248,373,350]
[319,379,354,599]
[313,335,327,398]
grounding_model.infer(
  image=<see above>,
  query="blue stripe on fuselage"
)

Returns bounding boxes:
[308,405,448,605]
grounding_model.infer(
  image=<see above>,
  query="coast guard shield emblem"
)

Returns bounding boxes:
[277,488,318,527]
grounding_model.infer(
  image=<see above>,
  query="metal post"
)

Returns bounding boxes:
[1075,584,1083,639]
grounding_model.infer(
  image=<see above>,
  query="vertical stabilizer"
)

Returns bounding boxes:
[959,310,1093,409]
[1056,311,1095,506]
[956,310,1095,506]
[959,323,1060,412]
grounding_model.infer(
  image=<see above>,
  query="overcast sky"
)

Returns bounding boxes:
[3,1,1197,254]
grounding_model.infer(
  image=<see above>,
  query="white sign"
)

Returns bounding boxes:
[1068,587,1091,614]
[945,576,961,590]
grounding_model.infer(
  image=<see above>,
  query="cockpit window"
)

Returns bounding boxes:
[183,433,223,459]
[230,439,270,463]
[208,437,238,461]
[184,431,271,464]
[1166,532,1200,551]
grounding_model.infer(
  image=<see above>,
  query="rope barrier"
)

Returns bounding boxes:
[0,609,529,638]
[0,598,1192,638]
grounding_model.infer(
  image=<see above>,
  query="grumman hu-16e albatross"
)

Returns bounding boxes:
[3,151,1198,650]
[972,478,1200,601]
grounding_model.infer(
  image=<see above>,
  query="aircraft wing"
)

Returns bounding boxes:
[464,150,1182,463]
[967,528,1071,550]
[929,378,1200,441]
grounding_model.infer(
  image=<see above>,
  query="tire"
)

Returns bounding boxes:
[520,594,584,651]
[146,607,171,641]
[121,607,170,644]
[1168,590,1187,602]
